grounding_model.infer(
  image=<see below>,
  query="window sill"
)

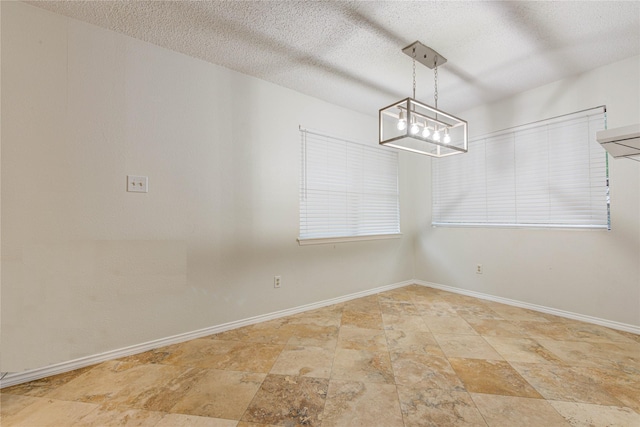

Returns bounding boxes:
[431,222,609,230]
[297,233,403,246]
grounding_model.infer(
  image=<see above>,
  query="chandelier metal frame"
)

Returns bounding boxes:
[379,41,468,158]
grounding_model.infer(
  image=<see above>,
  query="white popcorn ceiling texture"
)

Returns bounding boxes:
[27,1,640,116]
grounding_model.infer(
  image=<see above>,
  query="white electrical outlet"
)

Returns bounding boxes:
[127,175,148,193]
[274,276,281,288]
[476,264,483,274]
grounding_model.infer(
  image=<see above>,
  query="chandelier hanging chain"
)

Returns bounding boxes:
[434,56,439,110]
[412,47,417,99]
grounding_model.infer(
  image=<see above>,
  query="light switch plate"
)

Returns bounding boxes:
[127,175,148,193]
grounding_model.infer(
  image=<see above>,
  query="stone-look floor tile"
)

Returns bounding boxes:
[286,324,339,349]
[563,322,638,344]
[75,407,165,426]
[414,301,459,317]
[408,283,445,294]
[423,315,479,335]
[45,361,188,408]
[290,323,339,339]
[250,316,297,329]
[161,339,229,366]
[449,358,542,398]
[404,283,428,293]
[397,386,488,427]
[470,393,571,427]
[454,304,503,320]
[410,293,445,305]
[484,303,551,322]
[378,289,414,302]
[483,336,563,364]
[436,293,481,306]
[209,326,251,341]
[170,369,265,419]
[156,413,238,427]
[434,334,504,360]
[313,302,346,315]
[532,310,582,322]
[343,295,380,312]
[1,366,96,397]
[337,326,388,351]
[162,338,284,373]
[242,374,328,426]
[549,401,640,427]
[288,336,338,351]
[523,315,636,341]
[322,380,404,427]
[382,313,429,332]
[236,422,280,427]
[269,345,334,378]
[126,367,208,412]
[341,310,384,330]
[410,289,451,304]
[510,362,625,406]
[583,366,640,413]
[331,348,394,384]
[390,352,465,391]
[116,348,173,367]
[287,310,342,328]
[617,330,640,344]
[0,393,43,418]
[379,301,420,316]
[385,330,444,356]
[211,323,293,344]
[537,339,640,374]
[516,321,583,341]
[1,397,98,427]
[464,318,526,337]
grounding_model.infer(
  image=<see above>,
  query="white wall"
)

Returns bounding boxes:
[2,1,638,374]
[414,55,640,327]
[0,2,415,372]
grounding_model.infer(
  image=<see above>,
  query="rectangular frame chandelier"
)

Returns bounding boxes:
[379,41,468,158]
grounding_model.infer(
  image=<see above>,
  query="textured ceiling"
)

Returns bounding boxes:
[26,1,640,116]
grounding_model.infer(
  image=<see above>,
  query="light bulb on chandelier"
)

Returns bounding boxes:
[410,117,420,135]
[422,122,431,138]
[396,110,406,130]
[433,127,441,142]
[443,129,451,144]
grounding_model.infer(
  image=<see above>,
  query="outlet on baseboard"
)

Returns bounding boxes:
[274,276,281,288]
[476,264,483,274]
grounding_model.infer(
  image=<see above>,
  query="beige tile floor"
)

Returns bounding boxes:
[2,285,639,426]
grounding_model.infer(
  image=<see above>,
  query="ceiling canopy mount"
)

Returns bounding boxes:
[402,41,447,69]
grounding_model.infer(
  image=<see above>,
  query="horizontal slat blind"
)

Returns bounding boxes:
[299,128,400,240]
[433,107,609,228]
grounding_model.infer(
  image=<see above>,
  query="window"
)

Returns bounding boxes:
[299,128,400,244]
[432,107,609,229]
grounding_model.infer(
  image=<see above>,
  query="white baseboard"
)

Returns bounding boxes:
[415,280,640,335]
[0,280,413,389]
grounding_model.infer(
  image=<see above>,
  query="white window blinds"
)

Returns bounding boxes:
[299,128,400,242]
[432,107,609,229]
